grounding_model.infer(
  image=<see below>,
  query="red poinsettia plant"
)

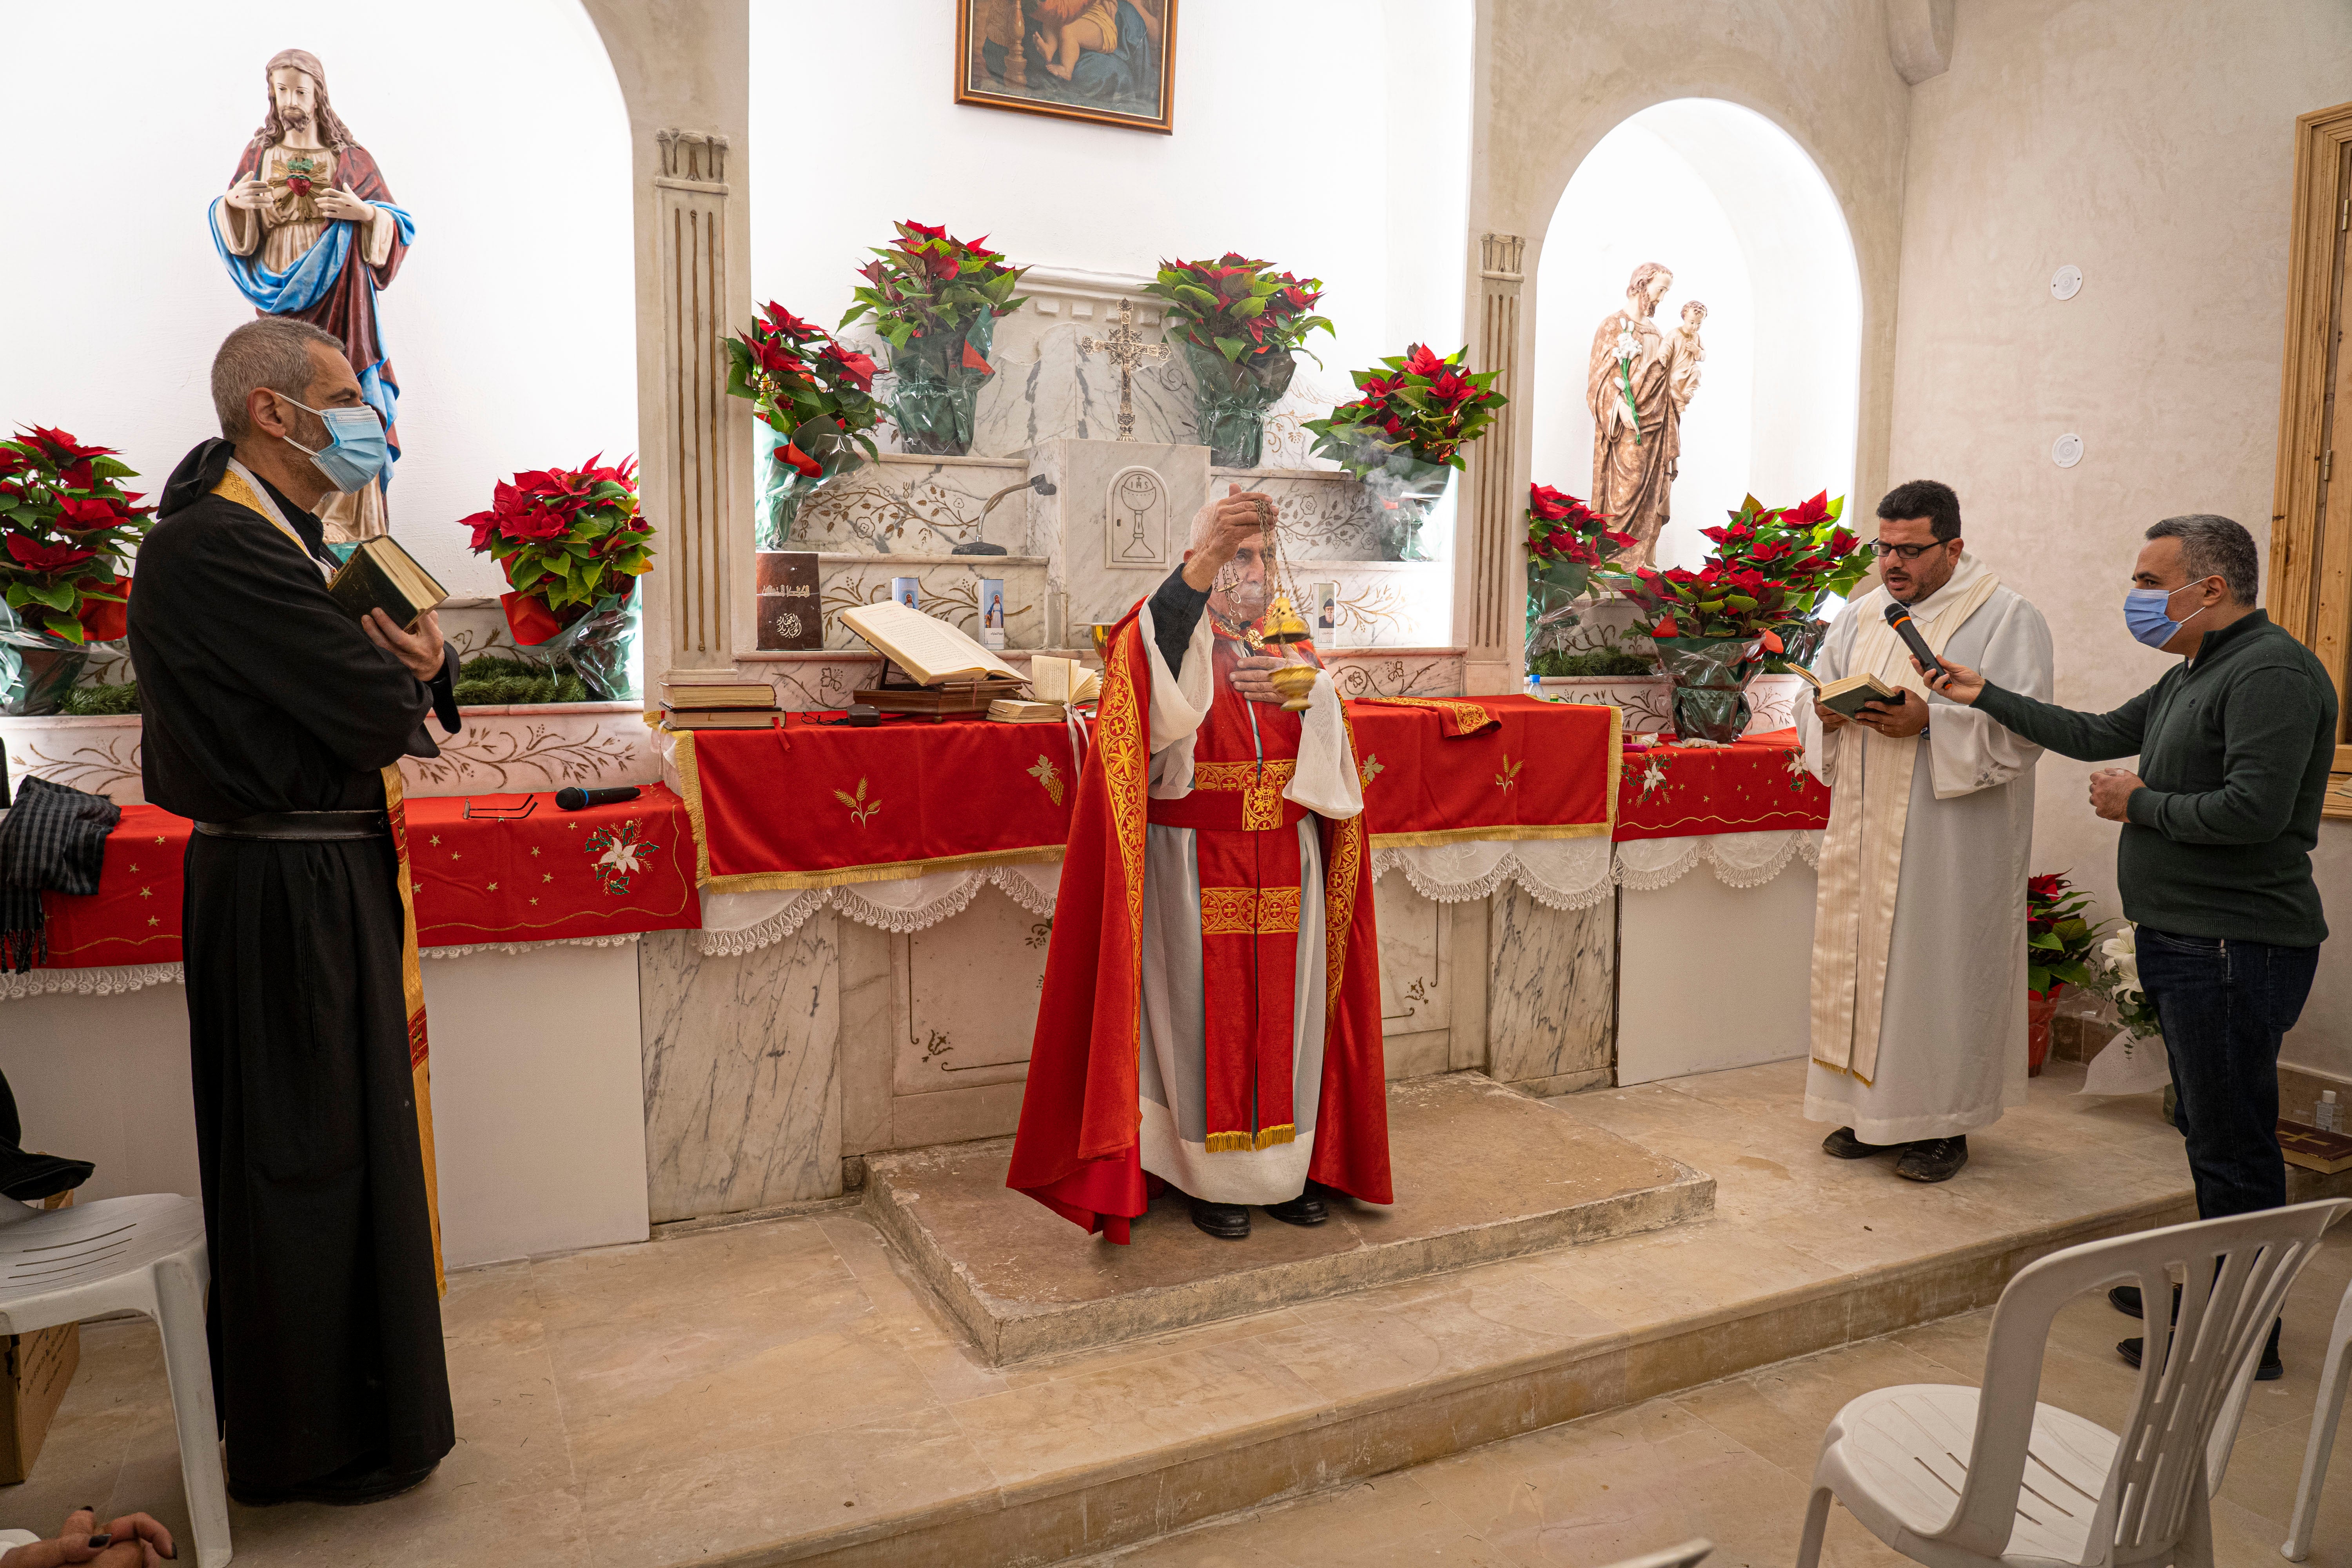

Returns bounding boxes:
[1138,253,1334,367]
[0,426,153,644]
[838,221,1027,372]
[725,301,884,476]
[460,456,656,643]
[1527,483,1635,573]
[1600,491,1867,642]
[1304,344,1507,479]
[2026,871,2103,998]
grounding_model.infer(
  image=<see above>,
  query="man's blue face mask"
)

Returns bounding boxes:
[2122,577,2218,650]
[275,393,387,494]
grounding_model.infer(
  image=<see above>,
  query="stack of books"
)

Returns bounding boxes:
[987,698,1066,724]
[659,677,781,730]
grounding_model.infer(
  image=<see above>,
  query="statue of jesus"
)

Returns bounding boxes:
[1586,262,1699,568]
[209,49,414,543]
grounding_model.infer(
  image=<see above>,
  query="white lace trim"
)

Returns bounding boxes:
[1613,829,1823,892]
[698,863,1063,954]
[1,935,648,1002]
[0,962,185,1000]
[1370,838,1618,911]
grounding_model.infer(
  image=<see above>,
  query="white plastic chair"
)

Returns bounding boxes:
[1597,1539,1710,1568]
[0,1194,228,1568]
[1796,1198,2352,1568]
[2283,1272,2352,1560]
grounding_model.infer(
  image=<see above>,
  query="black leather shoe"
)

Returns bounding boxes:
[1894,1136,1968,1183]
[2109,1283,2183,1321]
[1263,1191,1328,1226]
[1187,1196,1250,1239]
[1822,1126,1898,1160]
[2120,1321,2283,1381]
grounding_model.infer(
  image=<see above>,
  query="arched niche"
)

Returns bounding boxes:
[1530,98,1862,573]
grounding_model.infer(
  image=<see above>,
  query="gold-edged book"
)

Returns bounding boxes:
[659,681,778,710]
[987,699,1067,724]
[327,536,446,631]
[2280,1120,2352,1175]
[1786,663,1904,719]
[659,708,781,731]
[839,600,1022,686]
[1029,655,1101,706]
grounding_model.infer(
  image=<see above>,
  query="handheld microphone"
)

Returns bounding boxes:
[556,784,642,811]
[1882,602,1947,684]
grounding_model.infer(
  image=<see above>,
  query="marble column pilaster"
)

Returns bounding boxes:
[1458,233,1529,696]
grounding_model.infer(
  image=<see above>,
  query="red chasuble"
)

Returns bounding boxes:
[1006,611,1391,1241]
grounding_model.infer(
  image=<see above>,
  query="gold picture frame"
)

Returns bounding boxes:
[955,0,1176,136]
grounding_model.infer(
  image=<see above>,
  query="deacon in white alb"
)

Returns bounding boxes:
[1795,480,2054,1183]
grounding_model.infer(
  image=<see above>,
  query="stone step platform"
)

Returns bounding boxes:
[863,1072,1715,1366]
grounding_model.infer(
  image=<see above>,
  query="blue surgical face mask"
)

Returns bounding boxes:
[2123,579,2214,650]
[276,394,387,493]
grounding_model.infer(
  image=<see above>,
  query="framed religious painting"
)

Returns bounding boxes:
[955,0,1177,135]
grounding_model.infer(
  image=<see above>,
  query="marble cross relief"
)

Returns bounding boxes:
[1078,299,1171,442]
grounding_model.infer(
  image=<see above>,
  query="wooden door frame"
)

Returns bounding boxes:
[2268,99,2352,814]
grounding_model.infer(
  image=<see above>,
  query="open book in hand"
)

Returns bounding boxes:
[1785,663,1906,720]
[839,600,1022,686]
[328,536,447,632]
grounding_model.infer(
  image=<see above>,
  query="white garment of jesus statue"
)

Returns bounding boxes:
[1795,552,2054,1144]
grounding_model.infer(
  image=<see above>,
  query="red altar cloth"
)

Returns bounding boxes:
[36,785,699,970]
[1612,728,1831,841]
[675,696,1621,892]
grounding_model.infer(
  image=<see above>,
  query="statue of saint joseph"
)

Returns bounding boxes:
[209,50,414,543]
[1586,262,1705,568]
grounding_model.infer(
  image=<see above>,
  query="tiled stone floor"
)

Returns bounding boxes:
[1074,1224,2352,1567]
[0,1060,2260,1566]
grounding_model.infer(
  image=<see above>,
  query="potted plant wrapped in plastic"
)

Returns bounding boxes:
[840,221,1027,457]
[1138,253,1332,468]
[459,456,656,701]
[727,302,884,549]
[1597,491,1869,742]
[0,426,152,715]
[1304,344,1505,562]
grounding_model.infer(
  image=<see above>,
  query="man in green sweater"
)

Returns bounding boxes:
[1924,514,2336,1379]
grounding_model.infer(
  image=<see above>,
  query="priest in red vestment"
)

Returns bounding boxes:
[1009,485,1392,1241]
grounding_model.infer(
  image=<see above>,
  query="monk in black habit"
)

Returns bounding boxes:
[127,318,459,1506]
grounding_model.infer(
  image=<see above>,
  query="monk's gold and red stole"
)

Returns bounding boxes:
[1143,634,1312,1153]
[1007,615,1392,1241]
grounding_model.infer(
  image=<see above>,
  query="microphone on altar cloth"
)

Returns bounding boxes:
[1882,602,1947,688]
[556,784,642,811]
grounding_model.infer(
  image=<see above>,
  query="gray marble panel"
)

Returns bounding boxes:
[1035,439,1212,629]
[1486,883,1615,1088]
[838,919,895,1157]
[1371,876,1449,1038]
[637,922,842,1221]
[1236,472,1382,562]
[1325,652,1467,698]
[789,455,1028,554]
[895,886,1051,1096]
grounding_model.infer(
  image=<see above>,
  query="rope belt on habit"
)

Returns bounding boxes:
[195,810,390,841]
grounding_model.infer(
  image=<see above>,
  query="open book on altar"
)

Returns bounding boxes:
[840,600,1022,686]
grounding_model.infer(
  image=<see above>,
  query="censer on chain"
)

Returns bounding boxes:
[1255,499,1321,713]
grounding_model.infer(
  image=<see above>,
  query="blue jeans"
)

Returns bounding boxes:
[2137,928,2321,1220]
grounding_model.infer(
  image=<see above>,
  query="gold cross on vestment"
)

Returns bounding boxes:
[1078,299,1171,442]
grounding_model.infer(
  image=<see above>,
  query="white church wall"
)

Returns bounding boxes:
[1885,0,2352,1078]
[744,0,1474,443]
[1533,100,1863,575]
[0,1,637,600]
[1477,0,1914,560]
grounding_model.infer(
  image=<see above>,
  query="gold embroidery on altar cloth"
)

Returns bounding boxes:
[1198,886,1302,936]
[1357,695,1497,733]
[1205,1124,1296,1153]
[1190,759,1296,830]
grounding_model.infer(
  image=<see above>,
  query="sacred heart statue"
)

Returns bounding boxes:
[209,49,416,544]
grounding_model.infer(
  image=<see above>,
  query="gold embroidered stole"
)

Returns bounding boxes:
[1808,569,2001,1084]
[209,467,446,1292]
